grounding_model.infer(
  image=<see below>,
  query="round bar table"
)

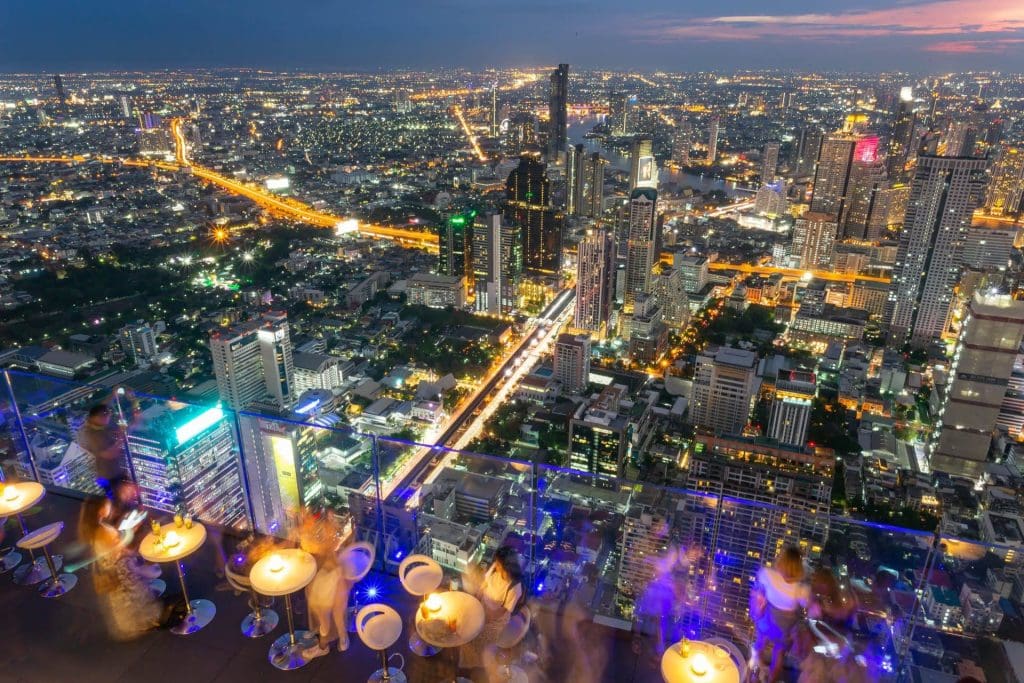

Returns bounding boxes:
[661,639,740,683]
[414,590,486,649]
[250,549,318,670]
[139,522,214,635]
[0,482,62,584]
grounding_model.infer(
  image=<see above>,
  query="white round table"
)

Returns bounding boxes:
[414,590,486,649]
[661,640,740,683]
[139,522,213,635]
[250,549,318,670]
[0,482,60,584]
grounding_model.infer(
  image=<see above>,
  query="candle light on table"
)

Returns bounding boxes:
[163,530,181,549]
[689,652,710,677]
[3,486,19,502]
[267,553,285,573]
[425,592,442,613]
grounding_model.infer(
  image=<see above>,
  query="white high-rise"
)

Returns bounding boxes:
[574,228,615,336]
[768,370,816,447]
[623,188,658,316]
[553,334,591,394]
[691,346,759,435]
[210,311,295,411]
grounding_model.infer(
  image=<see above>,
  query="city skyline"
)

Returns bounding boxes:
[3,0,1024,72]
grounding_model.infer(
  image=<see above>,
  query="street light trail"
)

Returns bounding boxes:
[452,105,487,162]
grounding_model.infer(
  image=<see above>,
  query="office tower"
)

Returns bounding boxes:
[841,152,888,239]
[781,91,796,109]
[119,95,132,119]
[809,133,858,217]
[53,74,66,108]
[672,119,691,167]
[795,128,823,178]
[887,155,988,348]
[691,346,758,435]
[292,352,343,394]
[472,213,504,315]
[986,145,1024,218]
[210,311,295,410]
[755,181,787,217]
[490,84,498,137]
[931,292,1024,478]
[238,410,323,535]
[119,322,158,367]
[568,384,632,476]
[126,403,248,529]
[553,334,591,394]
[685,434,832,639]
[628,293,667,364]
[137,112,174,157]
[623,188,658,315]
[791,212,837,270]
[574,228,615,335]
[762,141,781,184]
[504,156,562,275]
[504,112,537,155]
[608,92,632,136]
[566,143,586,216]
[582,152,607,218]
[887,87,916,179]
[654,267,689,329]
[706,115,720,165]
[438,211,474,288]
[944,120,979,157]
[498,218,523,314]
[617,495,673,599]
[629,136,657,191]
[548,64,569,157]
[674,254,709,295]
[768,370,816,447]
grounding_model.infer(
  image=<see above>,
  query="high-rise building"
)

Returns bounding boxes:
[672,119,691,167]
[119,322,158,367]
[623,188,658,315]
[932,293,1024,479]
[986,145,1024,218]
[887,87,917,180]
[553,334,591,394]
[706,115,720,165]
[438,211,474,288]
[119,95,132,119]
[238,410,324,535]
[137,112,174,157]
[887,155,988,347]
[841,149,888,239]
[209,311,295,411]
[566,143,586,216]
[580,152,606,219]
[608,92,632,136]
[127,402,249,529]
[761,141,781,184]
[654,267,689,329]
[795,128,823,178]
[791,212,838,270]
[292,352,344,394]
[617,497,673,599]
[809,132,864,219]
[504,112,537,155]
[568,384,632,476]
[574,228,615,335]
[768,370,816,447]
[627,293,667,364]
[674,254,709,295]
[490,84,498,137]
[472,213,515,315]
[53,74,66,109]
[691,346,759,435]
[629,136,657,191]
[504,156,562,275]
[548,64,569,157]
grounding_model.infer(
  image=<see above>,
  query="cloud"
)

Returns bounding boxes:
[635,0,1024,44]
[924,38,1024,53]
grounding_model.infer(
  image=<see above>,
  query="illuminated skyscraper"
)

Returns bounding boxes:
[791,212,837,270]
[706,115,720,165]
[887,154,988,347]
[842,149,888,239]
[568,384,632,476]
[504,155,561,274]
[548,64,569,157]
[582,152,607,218]
[119,322,158,367]
[761,141,780,184]
[472,213,511,315]
[608,92,632,136]
[503,112,537,155]
[887,86,916,180]
[210,311,295,410]
[574,228,615,335]
[629,136,657,191]
[691,346,758,435]
[672,119,691,167]
[566,143,585,216]
[795,127,823,178]
[127,402,248,529]
[438,211,475,288]
[809,133,857,218]
[623,188,658,315]
[986,145,1024,218]
[932,292,1024,478]
[654,267,689,329]
[768,370,816,447]
[553,334,591,394]
[53,74,66,109]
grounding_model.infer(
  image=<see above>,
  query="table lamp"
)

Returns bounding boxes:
[267,553,286,574]
[163,530,181,549]
[690,652,709,677]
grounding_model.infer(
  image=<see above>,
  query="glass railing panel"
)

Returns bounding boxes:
[0,374,28,480]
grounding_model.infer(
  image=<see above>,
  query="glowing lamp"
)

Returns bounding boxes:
[267,554,285,573]
[3,487,19,503]
[425,593,442,613]
[689,652,709,677]
[163,530,181,549]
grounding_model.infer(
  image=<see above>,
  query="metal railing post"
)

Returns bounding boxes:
[2,370,39,482]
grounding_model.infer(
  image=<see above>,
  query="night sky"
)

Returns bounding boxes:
[2,0,1023,72]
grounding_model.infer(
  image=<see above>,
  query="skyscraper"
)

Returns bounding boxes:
[566,143,586,216]
[548,64,569,157]
[986,145,1024,218]
[623,188,658,315]
[574,228,615,335]
[887,154,988,347]
[809,133,858,218]
[438,211,474,289]
[795,128,823,178]
[504,155,562,274]
[931,292,1024,478]
[568,384,633,476]
[672,119,691,167]
[691,346,758,435]
[608,92,632,136]
[553,334,591,394]
[629,136,657,191]
[768,370,816,447]
[761,141,780,184]
[582,152,607,218]
[119,322,158,367]
[887,86,917,180]
[490,84,498,137]
[53,74,66,109]
[210,311,295,410]
[706,115,720,165]
[791,212,838,270]
[472,213,503,315]
[654,266,689,329]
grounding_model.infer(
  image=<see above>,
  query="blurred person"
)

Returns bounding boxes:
[461,546,526,681]
[78,495,173,640]
[749,545,809,683]
[78,391,139,497]
[300,516,352,658]
[796,566,869,683]
[634,544,701,660]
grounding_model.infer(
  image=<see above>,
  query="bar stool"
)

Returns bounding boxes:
[356,604,406,683]
[0,515,21,573]
[341,541,375,632]
[225,565,279,637]
[706,637,748,681]
[17,521,77,598]
[495,606,532,683]
[398,554,443,656]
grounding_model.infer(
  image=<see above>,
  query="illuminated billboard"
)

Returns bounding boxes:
[854,137,879,164]
[335,218,359,235]
[265,176,290,191]
[269,435,300,511]
[174,405,225,445]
